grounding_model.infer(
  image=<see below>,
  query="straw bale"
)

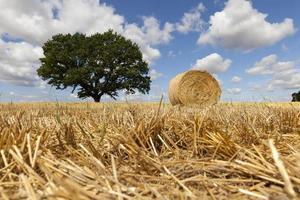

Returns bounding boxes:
[169,70,221,106]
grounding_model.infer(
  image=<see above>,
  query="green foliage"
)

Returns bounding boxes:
[37,30,151,102]
[292,91,300,102]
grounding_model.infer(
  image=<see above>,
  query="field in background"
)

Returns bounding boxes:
[0,102,300,199]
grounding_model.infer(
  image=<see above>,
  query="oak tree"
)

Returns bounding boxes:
[37,30,151,102]
[292,91,300,102]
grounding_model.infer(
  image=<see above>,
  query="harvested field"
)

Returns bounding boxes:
[0,102,300,199]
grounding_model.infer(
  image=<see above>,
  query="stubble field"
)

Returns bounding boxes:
[0,102,300,199]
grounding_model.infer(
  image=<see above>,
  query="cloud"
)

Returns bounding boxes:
[0,0,124,45]
[270,70,300,90]
[198,0,295,51]
[230,76,241,83]
[118,85,166,102]
[249,84,263,91]
[247,54,300,90]
[246,54,279,75]
[123,23,161,63]
[70,93,78,98]
[123,16,174,64]
[176,3,206,33]
[4,91,38,99]
[227,88,242,94]
[167,50,182,58]
[168,51,175,57]
[192,53,231,73]
[246,54,294,75]
[149,69,163,80]
[249,83,274,92]
[0,0,174,86]
[0,39,43,86]
[141,17,174,45]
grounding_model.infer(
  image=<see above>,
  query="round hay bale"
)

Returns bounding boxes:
[168,70,221,106]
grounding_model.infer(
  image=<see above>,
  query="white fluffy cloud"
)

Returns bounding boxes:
[141,17,174,45]
[246,54,278,75]
[246,54,294,75]
[247,54,300,90]
[149,69,163,80]
[0,0,173,86]
[176,3,206,33]
[269,68,300,90]
[198,0,295,51]
[123,17,173,64]
[0,0,125,45]
[227,88,242,94]
[231,76,241,83]
[0,39,43,86]
[192,53,231,73]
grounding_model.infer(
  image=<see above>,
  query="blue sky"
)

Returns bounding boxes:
[0,0,300,102]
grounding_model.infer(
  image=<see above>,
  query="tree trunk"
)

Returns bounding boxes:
[92,95,101,102]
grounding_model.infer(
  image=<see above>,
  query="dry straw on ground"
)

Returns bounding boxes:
[169,70,221,106]
[0,102,300,199]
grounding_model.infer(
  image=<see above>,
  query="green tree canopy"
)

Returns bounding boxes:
[37,30,151,102]
[292,91,300,102]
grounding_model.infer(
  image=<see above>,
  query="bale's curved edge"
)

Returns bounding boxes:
[168,72,185,105]
[168,70,221,106]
